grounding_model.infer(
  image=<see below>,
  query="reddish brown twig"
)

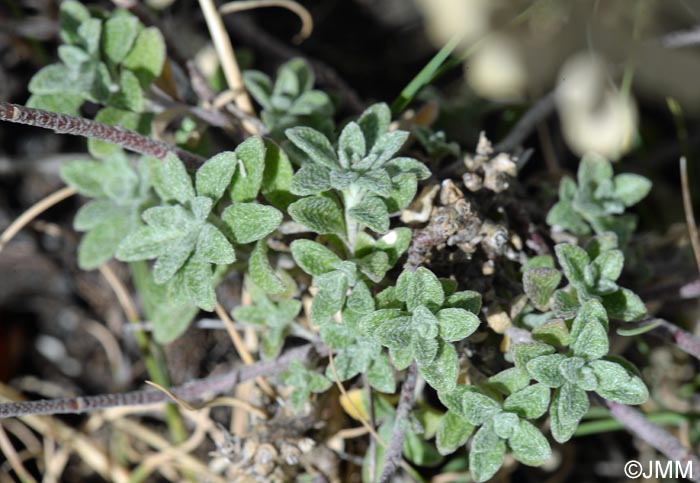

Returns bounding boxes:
[0,102,204,169]
[378,362,417,483]
[0,344,324,419]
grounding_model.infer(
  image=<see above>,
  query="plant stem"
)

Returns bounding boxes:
[0,102,204,169]
[0,344,325,419]
[102,263,187,443]
[378,362,418,483]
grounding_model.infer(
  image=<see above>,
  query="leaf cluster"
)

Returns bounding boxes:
[28,1,165,119]
[546,153,651,244]
[244,58,334,138]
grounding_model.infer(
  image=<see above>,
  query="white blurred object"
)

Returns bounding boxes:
[556,53,638,160]
[467,34,527,102]
[416,0,492,47]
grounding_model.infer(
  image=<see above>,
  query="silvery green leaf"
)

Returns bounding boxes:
[384,173,418,212]
[222,203,282,244]
[437,308,480,342]
[385,157,430,180]
[193,191,220,224]
[115,226,182,261]
[355,250,390,283]
[444,290,482,314]
[493,411,519,439]
[435,411,474,455]
[290,164,331,195]
[532,319,570,347]
[230,136,266,202]
[403,430,444,467]
[390,344,414,370]
[288,194,346,236]
[153,154,194,204]
[131,261,197,344]
[367,130,409,168]
[437,384,471,414]
[349,195,390,233]
[290,239,341,276]
[558,357,587,386]
[100,151,140,200]
[570,298,609,341]
[513,342,556,370]
[570,318,608,360]
[601,287,647,321]
[508,420,552,466]
[488,367,531,395]
[328,168,358,190]
[546,200,590,235]
[469,422,506,483]
[523,267,561,310]
[557,381,589,426]
[113,70,145,112]
[526,354,566,387]
[29,64,84,95]
[196,151,236,201]
[311,270,348,324]
[419,340,459,392]
[74,200,121,231]
[243,70,273,110]
[77,212,132,269]
[274,58,312,97]
[346,280,375,314]
[359,309,404,337]
[289,90,333,116]
[396,267,445,312]
[26,93,83,116]
[413,335,439,366]
[358,103,391,151]
[578,153,613,187]
[249,239,285,295]
[374,227,412,267]
[183,259,215,311]
[592,249,624,283]
[152,233,197,284]
[550,383,588,443]
[102,12,140,65]
[356,169,392,197]
[613,173,651,206]
[261,140,296,209]
[58,45,90,68]
[59,0,91,44]
[590,360,648,404]
[375,316,413,349]
[60,160,105,197]
[325,343,373,381]
[552,286,581,319]
[503,383,550,419]
[141,205,193,232]
[194,223,235,264]
[285,126,337,168]
[77,18,102,56]
[367,353,395,393]
[338,121,366,167]
[122,27,166,86]
[554,243,590,290]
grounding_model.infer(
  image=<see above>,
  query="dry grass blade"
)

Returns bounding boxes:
[219,0,313,42]
[680,156,700,277]
[215,301,276,397]
[0,186,76,253]
[0,422,37,483]
[198,0,259,134]
[145,380,267,419]
[327,346,386,448]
